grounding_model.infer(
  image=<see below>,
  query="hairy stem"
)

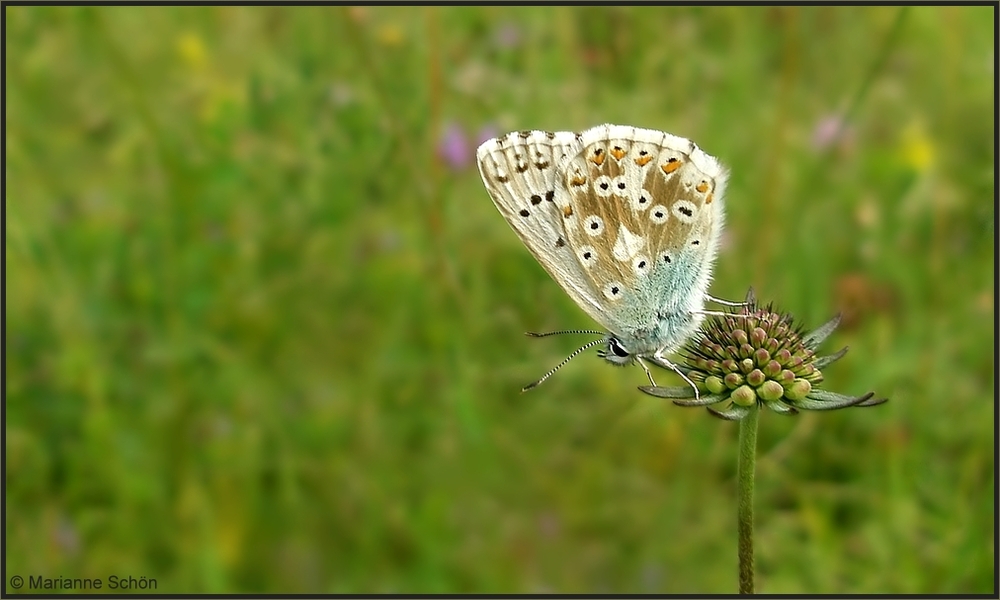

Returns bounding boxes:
[737,405,760,594]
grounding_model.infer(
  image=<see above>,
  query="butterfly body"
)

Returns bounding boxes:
[477,124,728,383]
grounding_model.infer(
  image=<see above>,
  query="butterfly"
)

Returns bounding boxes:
[476,124,734,393]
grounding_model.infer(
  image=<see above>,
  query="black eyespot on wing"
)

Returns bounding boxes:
[691,240,700,245]
[583,251,592,259]
[637,260,646,269]
[530,194,542,205]
[590,221,599,230]
[654,210,665,218]
[611,286,619,295]
[600,182,609,190]
[639,195,648,204]
[555,237,565,248]
[519,209,530,217]
[663,254,672,263]
[545,190,554,202]
[678,205,693,217]
[617,181,626,190]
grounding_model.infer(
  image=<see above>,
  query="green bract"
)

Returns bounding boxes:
[640,288,887,420]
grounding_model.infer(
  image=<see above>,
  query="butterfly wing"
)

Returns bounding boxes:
[557,124,728,346]
[476,130,614,328]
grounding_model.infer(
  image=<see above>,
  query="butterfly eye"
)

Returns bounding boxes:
[609,338,630,358]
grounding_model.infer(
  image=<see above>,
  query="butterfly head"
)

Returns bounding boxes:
[596,336,634,366]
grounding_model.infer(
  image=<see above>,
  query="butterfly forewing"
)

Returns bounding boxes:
[476,130,612,327]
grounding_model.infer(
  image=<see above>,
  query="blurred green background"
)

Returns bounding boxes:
[5,5,994,594]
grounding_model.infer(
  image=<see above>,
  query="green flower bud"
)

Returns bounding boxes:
[746,368,766,387]
[763,359,782,378]
[732,385,757,406]
[724,372,745,389]
[758,380,784,401]
[784,378,812,401]
[754,348,770,366]
[705,376,726,394]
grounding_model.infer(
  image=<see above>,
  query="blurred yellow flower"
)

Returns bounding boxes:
[176,32,207,70]
[900,121,934,173]
[376,23,404,47]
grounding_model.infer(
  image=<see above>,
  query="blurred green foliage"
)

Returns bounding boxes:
[5,5,994,594]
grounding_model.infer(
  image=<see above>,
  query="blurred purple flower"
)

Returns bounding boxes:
[53,516,80,557]
[811,114,853,152]
[493,22,522,50]
[438,122,501,171]
[438,121,471,171]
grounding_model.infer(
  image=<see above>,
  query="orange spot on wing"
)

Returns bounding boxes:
[705,192,714,205]
[635,155,653,167]
[662,159,682,174]
[591,149,605,166]
[696,181,709,193]
[610,146,626,160]
[570,175,587,187]
[563,206,573,218]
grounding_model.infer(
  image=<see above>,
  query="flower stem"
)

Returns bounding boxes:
[737,405,760,594]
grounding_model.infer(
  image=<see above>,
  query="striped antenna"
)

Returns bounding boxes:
[522,337,606,392]
[526,329,605,338]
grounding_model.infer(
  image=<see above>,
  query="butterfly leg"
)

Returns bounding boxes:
[649,352,701,402]
[705,294,747,307]
[635,356,658,387]
[694,309,752,318]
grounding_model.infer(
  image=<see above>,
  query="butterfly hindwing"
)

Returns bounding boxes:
[558,125,728,334]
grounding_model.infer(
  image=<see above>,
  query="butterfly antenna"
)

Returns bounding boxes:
[526,329,606,338]
[522,338,607,392]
